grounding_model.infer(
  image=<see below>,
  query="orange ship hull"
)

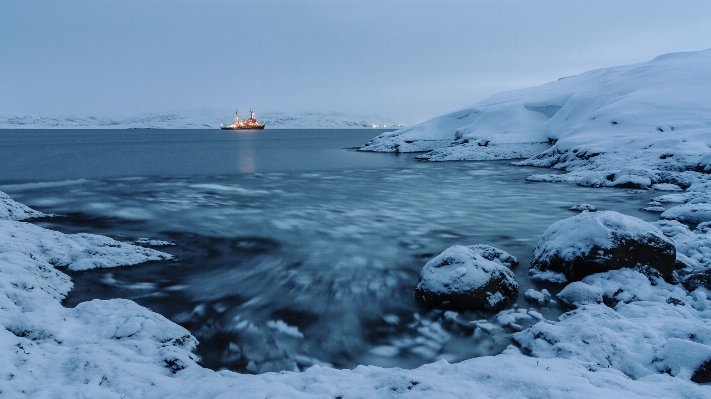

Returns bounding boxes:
[220,124,265,130]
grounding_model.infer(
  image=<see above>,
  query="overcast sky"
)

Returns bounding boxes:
[2,0,710,124]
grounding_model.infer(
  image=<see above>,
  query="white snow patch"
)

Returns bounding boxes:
[557,282,604,307]
[662,204,711,225]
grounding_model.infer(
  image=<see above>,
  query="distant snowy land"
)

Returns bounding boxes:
[0,109,402,129]
[3,49,711,398]
[361,49,711,181]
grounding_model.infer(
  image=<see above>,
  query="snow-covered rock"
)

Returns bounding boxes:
[570,203,597,212]
[415,245,518,311]
[557,282,604,307]
[662,204,711,225]
[524,288,556,306]
[530,211,676,282]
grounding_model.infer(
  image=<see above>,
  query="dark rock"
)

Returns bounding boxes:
[681,268,711,292]
[531,211,676,282]
[692,359,711,383]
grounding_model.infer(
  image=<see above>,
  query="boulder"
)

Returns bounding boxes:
[415,245,518,311]
[530,211,676,282]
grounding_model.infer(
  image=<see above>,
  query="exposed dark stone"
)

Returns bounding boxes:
[691,359,711,383]
[681,269,711,292]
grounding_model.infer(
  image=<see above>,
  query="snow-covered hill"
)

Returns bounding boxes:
[0,109,402,129]
[361,49,711,183]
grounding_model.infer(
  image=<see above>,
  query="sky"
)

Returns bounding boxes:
[1,0,710,125]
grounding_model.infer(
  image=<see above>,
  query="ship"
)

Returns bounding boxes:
[220,109,265,130]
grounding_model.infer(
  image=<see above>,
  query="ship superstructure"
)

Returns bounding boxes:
[220,109,265,130]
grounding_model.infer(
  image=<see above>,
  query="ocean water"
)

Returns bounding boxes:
[0,129,660,373]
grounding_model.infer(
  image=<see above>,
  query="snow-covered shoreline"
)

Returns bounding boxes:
[1,190,710,397]
[3,49,711,397]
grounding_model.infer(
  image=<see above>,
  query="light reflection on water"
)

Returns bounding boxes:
[3,161,660,373]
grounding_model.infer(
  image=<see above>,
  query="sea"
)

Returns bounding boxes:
[0,128,660,373]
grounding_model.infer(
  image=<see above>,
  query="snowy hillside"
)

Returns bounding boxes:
[360,49,711,180]
[0,109,401,129]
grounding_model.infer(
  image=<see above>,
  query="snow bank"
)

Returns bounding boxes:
[360,49,711,187]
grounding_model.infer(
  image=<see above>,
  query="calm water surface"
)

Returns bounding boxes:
[0,129,660,373]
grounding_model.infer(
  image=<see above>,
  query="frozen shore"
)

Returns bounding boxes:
[2,190,710,397]
[3,49,711,397]
[0,193,711,398]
